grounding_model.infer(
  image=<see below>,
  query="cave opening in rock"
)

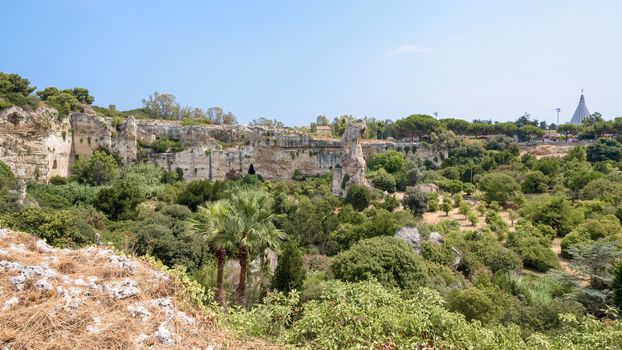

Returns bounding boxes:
[248,164,256,175]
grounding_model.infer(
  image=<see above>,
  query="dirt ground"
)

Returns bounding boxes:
[419,195,582,279]
[421,197,497,232]
[519,142,588,159]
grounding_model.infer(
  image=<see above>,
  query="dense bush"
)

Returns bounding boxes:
[345,184,371,211]
[613,262,622,312]
[580,178,622,205]
[95,179,143,220]
[560,216,622,258]
[2,207,87,246]
[507,232,559,272]
[331,236,428,292]
[36,86,94,118]
[586,138,622,162]
[0,160,17,189]
[479,172,521,205]
[329,208,415,250]
[521,170,549,193]
[133,205,203,267]
[447,287,500,324]
[401,187,429,216]
[149,137,186,153]
[458,232,522,274]
[367,168,396,192]
[288,280,622,349]
[272,240,306,292]
[176,180,228,211]
[71,150,119,186]
[521,195,583,236]
[0,72,38,109]
[28,182,100,209]
[367,150,407,174]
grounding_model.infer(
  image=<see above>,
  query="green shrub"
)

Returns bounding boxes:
[0,160,17,190]
[439,179,463,194]
[421,241,453,265]
[485,210,508,233]
[367,150,407,174]
[150,137,185,153]
[345,184,371,211]
[44,91,81,118]
[292,169,305,181]
[521,170,549,193]
[367,168,396,192]
[27,182,101,208]
[70,150,119,186]
[0,72,38,109]
[300,271,329,302]
[272,241,306,293]
[227,290,300,338]
[560,230,590,258]
[447,287,500,324]
[613,262,622,312]
[49,176,68,185]
[401,187,429,217]
[95,179,143,220]
[479,172,521,206]
[36,86,95,117]
[508,235,559,272]
[586,138,622,162]
[377,194,400,212]
[176,179,228,211]
[7,207,87,247]
[287,281,538,349]
[460,233,522,274]
[428,192,440,212]
[332,236,428,292]
[520,195,583,236]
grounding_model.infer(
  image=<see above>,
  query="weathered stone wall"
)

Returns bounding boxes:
[150,135,343,181]
[0,106,71,180]
[0,107,439,185]
[70,112,113,163]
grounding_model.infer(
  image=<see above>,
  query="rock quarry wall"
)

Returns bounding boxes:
[0,106,442,192]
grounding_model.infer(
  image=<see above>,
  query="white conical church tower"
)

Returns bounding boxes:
[570,90,590,124]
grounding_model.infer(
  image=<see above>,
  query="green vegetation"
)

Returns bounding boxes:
[0,72,38,109]
[70,150,119,186]
[402,187,429,216]
[5,71,622,348]
[272,240,306,293]
[332,236,428,291]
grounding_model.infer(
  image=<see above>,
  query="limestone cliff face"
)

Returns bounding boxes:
[150,134,342,181]
[0,106,436,186]
[70,112,113,162]
[0,106,71,180]
[332,123,369,196]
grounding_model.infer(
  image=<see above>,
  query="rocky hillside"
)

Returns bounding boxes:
[0,229,276,350]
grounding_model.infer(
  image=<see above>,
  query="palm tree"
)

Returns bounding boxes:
[227,190,283,305]
[193,200,233,305]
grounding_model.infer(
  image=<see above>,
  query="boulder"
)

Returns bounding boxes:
[428,232,444,244]
[395,226,422,253]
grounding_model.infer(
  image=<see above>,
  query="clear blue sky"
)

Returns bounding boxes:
[2,0,620,125]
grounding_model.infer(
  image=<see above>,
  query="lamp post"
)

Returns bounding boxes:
[433,112,438,118]
[556,108,560,126]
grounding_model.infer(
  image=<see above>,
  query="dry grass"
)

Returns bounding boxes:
[0,230,279,350]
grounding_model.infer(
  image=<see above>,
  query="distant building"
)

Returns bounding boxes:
[569,90,591,125]
[315,125,332,136]
[542,130,560,142]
